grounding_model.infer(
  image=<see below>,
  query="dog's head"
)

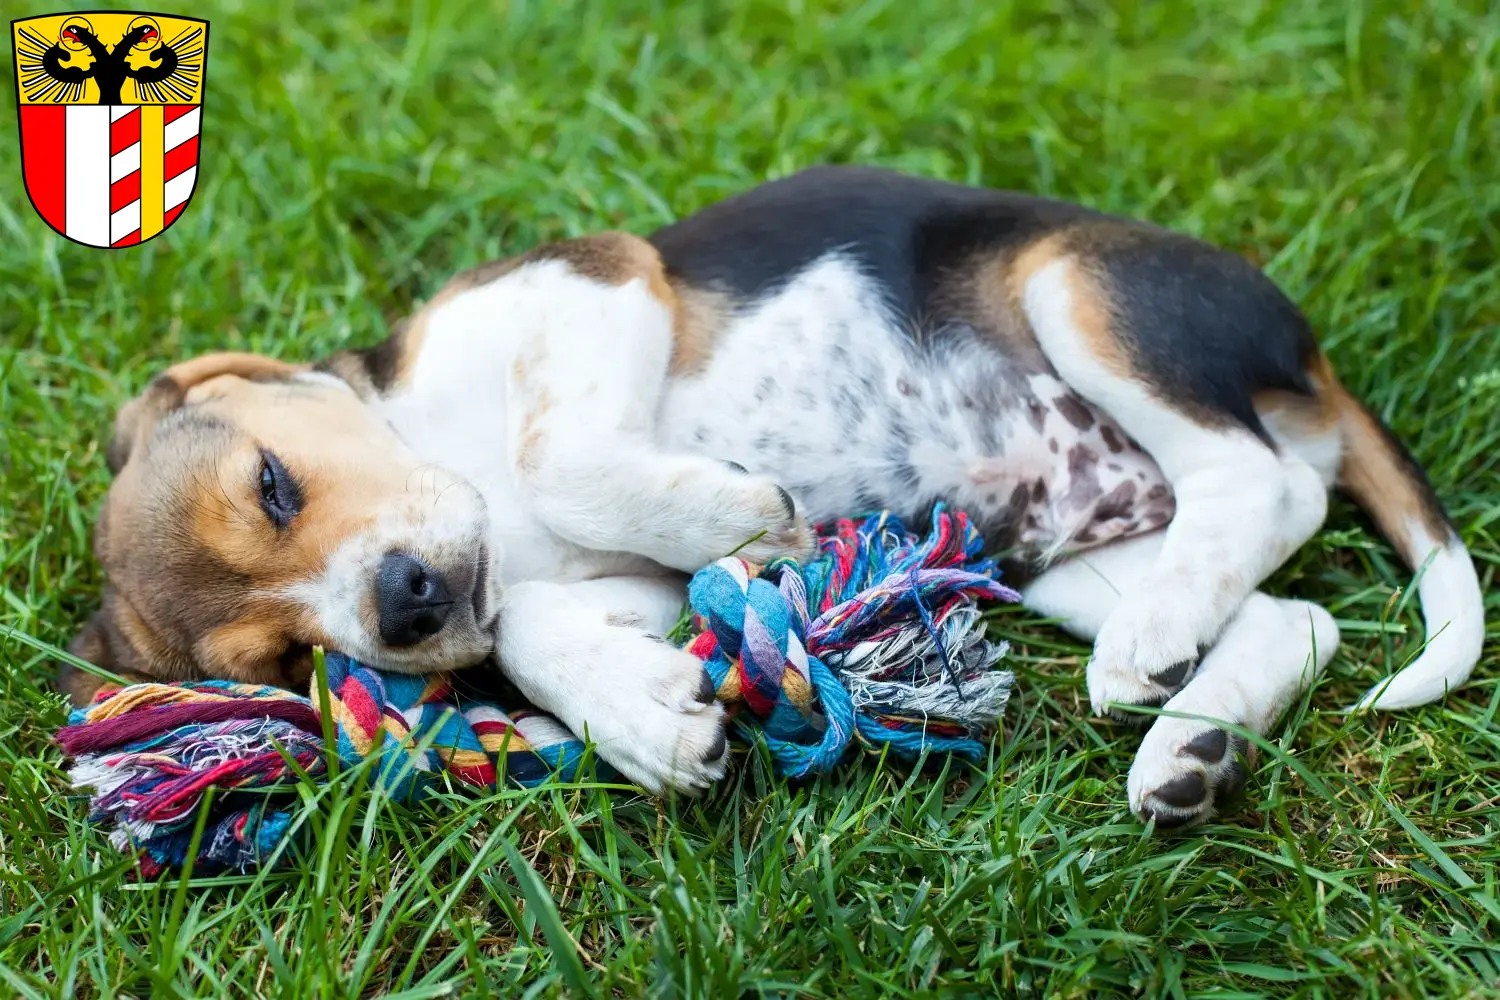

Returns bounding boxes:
[63,352,497,705]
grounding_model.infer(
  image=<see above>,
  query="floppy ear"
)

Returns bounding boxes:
[61,586,186,706]
[61,607,120,707]
[106,352,304,474]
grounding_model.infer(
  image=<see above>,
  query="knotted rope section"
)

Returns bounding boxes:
[691,507,1018,776]
[56,505,1018,873]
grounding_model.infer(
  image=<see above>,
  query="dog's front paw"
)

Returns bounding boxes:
[647,459,814,571]
[1087,598,1201,723]
[722,474,815,566]
[1128,719,1249,829]
[574,631,729,794]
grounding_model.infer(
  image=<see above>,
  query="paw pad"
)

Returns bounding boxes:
[704,725,728,763]
[1150,659,1195,688]
[1152,771,1206,808]
[1133,727,1250,830]
[1179,727,1227,763]
[694,672,717,705]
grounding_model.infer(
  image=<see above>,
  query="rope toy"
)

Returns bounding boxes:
[56,505,1018,873]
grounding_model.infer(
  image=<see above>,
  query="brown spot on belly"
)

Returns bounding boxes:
[1053,394,1096,430]
[1005,482,1031,524]
[1095,480,1137,521]
[1024,396,1047,433]
[1100,424,1124,453]
[1066,443,1103,507]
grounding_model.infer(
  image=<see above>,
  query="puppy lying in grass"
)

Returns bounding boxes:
[64,166,1484,826]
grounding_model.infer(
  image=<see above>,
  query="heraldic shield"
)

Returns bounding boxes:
[12,11,208,247]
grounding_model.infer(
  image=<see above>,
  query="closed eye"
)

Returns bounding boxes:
[257,450,302,529]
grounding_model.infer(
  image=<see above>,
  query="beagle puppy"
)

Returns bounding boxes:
[64,166,1484,825]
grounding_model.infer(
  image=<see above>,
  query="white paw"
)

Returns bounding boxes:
[570,629,729,794]
[648,460,814,571]
[1087,595,1202,721]
[1127,717,1248,829]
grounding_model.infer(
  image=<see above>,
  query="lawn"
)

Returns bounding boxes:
[1,0,1498,995]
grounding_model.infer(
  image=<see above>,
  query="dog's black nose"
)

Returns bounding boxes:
[377,552,453,646]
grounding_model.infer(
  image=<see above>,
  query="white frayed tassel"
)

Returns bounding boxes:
[828,603,1013,731]
[69,758,147,796]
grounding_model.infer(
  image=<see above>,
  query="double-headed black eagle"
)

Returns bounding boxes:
[17,21,203,105]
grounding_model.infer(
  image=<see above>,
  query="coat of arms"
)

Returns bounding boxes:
[12,11,208,247]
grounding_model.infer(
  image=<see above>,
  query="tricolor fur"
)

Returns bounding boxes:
[66,167,1485,825]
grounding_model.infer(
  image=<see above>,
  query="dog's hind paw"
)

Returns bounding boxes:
[1128,719,1249,828]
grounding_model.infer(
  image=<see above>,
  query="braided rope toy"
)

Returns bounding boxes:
[56,505,1018,873]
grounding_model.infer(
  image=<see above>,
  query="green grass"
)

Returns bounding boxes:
[2,0,1498,995]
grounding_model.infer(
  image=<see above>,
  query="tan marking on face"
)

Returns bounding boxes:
[182,377,445,589]
[111,589,191,679]
[80,363,491,689]
[183,375,391,574]
[195,614,320,685]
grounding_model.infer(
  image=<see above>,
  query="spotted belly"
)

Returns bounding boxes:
[658,256,1175,569]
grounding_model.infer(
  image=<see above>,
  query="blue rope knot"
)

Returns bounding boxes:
[686,504,1019,777]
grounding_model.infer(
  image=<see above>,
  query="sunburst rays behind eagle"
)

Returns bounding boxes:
[16,18,203,105]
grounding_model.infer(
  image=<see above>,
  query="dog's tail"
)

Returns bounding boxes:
[1327,373,1485,710]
